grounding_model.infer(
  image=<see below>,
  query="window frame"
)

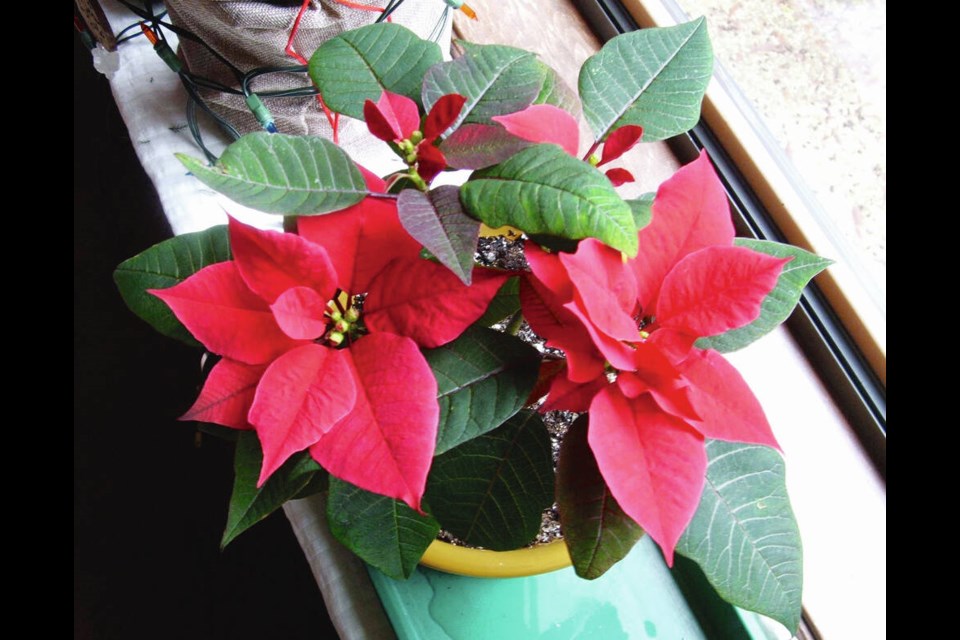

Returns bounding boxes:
[572,0,886,479]
[568,3,887,636]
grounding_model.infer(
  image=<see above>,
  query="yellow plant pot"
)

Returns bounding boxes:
[419,538,572,578]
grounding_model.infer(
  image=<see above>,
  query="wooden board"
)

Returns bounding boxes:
[75,0,117,50]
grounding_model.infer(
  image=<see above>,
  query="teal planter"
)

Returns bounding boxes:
[369,536,708,639]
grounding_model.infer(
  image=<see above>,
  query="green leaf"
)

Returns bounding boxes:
[113,225,230,346]
[292,470,329,499]
[533,61,582,119]
[557,415,644,579]
[460,144,638,256]
[326,477,440,580]
[526,234,580,254]
[397,186,480,285]
[676,440,803,633]
[422,42,544,133]
[424,326,540,454]
[307,23,443,119]
[197,422,240,442]
[425,411,554,550]
[177,133,367,215]
[696,240,832,352]
[475,276,521,326]
[221,432,323,549]
[627,192,655,230]
[439,123,532,170]
[579,18,713,142]
[387,174,420,194]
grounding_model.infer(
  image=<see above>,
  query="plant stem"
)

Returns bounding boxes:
[582,140,601,162]
[506,311,525,336]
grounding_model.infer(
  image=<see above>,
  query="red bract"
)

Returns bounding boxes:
[363,90,466,183]
[521,151,790,563]
[491,104,641,185]
[151,174,505,512]
[492,104,580,156]
[363,91,421,143]
[597,125,643,167]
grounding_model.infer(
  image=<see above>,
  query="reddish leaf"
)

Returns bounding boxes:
[439,123,532,170]
[492,104,580,156]
[181,358,266,430]
[588,387,706,565]
[416,143,448,184]
[149,262,301,365]
[599,125,643,166]
[364,99,401,142]
[396,186,480,285]
[679,349,781,450]
[522,244,616,381]
[297,173,421,294]
[423,93,466,141]
[249,344,357,485]
[605,167,635,187]
[556,414,644,579]
[364,260,507,348]
[355,164,388,192]
[364,90,420,142]
[658,246,789,338]
[540,370,608,412]
[525,358,568,405]
[229,216,337,304]
[524,242,574,300]
[269,286,330,340]
[632,150,735,310]
[616,344,700,423]
[559,238,640,342]
[310,333,439,512]
[564,300,636,372]
[519,273,605,383]
[649,327,698,363]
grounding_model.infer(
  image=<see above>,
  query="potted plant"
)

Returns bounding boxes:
[114,17,827,635]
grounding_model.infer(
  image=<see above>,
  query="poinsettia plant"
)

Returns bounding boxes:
[114,18,829,634]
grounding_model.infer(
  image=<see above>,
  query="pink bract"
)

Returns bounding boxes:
[151,175,505,511]
[521,150,789,562]
[363,90,466,183]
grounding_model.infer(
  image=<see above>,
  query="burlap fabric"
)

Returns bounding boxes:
[165,0,451,139]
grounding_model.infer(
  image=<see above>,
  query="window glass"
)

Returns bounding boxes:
[667,0,886,338]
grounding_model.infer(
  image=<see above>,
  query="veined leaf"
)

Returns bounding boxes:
[439,123,532,170]
[628,192,655,231]
[425,411,554,550]
[676,440,803,632]
[460,144,638,256]
[114,225,230,346]
[177,133,367,215]
[424,326,540,454]
[579,18,713,142]
[696,240,832,352]
[557,415,644,579]
[475,276,521,327]
[307,23,443,119]
[533,61,582,119]
[326,477,440,580]
[221,431,323,548]
[422,42,544,134]
[292,471,329,499]
[397,186,480,285]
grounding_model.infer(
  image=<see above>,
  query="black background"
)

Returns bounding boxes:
[74,35,339,640]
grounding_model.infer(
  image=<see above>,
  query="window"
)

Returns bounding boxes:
[570,1,887,637]
[613,0,886,383]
